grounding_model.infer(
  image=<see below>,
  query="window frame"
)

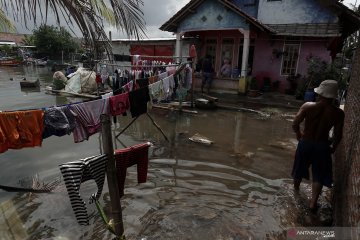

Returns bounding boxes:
[280,42,301,76]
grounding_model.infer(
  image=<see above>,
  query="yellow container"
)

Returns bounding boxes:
[238,76,247,94]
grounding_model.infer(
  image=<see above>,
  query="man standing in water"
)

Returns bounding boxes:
[291,80,344,212]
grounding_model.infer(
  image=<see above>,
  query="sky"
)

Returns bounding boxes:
[8,0,359,39]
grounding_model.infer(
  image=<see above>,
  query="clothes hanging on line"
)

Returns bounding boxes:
[42,106,76,139]
[70,98,110,143]
[59,154,108,226]
[0,110,44,153]
[114,143,150,198]
[162,75,175,99]
[109,92,130,116]
[148,80,164,103]
[129,87,150,118]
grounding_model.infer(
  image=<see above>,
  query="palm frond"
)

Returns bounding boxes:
[0,9,15,32]
[0,0,146,56]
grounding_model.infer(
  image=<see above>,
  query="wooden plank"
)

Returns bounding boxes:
[49,89,99,99]
[200,93,219,102]
[152,104,198,114]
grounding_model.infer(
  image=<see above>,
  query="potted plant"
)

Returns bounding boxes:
[247,77,259,97]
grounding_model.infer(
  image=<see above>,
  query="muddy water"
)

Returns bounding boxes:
[0,66,331,240]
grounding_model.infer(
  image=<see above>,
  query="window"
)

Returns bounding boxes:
[281,43,300,76]
[221,38,234,63]
[221,38,234,77]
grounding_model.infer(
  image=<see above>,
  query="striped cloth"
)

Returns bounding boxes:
[59,154,108,225]
[115,143,150,198]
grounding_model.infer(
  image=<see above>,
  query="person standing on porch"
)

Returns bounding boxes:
[201,55,214,93]
[291,80,344,213]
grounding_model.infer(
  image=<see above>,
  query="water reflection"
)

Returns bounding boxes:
[0,66,332,240]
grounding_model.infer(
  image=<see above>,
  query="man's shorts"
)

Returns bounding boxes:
[291,139,333,187]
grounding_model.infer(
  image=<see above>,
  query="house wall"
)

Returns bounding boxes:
[232,0,259,17]
[257,0,337,24]
[252,33,332,92]
[178,0,249,33]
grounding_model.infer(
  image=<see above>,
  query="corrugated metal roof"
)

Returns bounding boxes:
[112,37,176,42]
[266,23,342,37]
[0,41,16,45]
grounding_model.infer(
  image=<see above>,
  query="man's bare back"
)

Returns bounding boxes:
[292,99,344,152]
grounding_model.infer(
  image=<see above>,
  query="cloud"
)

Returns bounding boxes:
[6,0,191,38]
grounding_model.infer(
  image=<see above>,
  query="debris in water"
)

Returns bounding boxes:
[189,133,214,145]
[244,152,255,158]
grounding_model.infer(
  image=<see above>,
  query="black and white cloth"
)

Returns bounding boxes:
[59,154,108,225]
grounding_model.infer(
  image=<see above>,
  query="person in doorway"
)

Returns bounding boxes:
[291,80,344,213]
[201,55,214,93]
[220,58,232,77]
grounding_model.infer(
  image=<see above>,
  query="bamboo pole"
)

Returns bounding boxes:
[191,58,195,108]
[146,113,169,142]
[101,114,124,238]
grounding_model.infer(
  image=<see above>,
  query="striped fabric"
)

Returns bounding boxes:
[115,143,150,198]
[59,154,108,225]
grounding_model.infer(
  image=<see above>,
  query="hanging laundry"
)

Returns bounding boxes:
[0,110,44,153]
[162,75,175,98]
[148,75,159,84]
[129,87,150,118]
[101,92,113,99]
[109,92,130,116]
[148,80,164,102]
[59,154,108,226]
[184,65,193,90]
[176,88,188,102]
[136,78,149,89]
[43,106,76,139]
[122,81,133,92]
[114,143,150,197]
[166,66,177,75]
[158,72,168,81]
[70,98,110,143]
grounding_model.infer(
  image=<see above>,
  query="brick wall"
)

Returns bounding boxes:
[333,46,360,235]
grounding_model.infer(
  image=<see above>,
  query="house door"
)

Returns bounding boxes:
[205,38,217,70]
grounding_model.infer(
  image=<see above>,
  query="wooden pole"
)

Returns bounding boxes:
[115,116,139,139]
[101,114,124,237]
[146,113,169,142]
[189,44,197,108]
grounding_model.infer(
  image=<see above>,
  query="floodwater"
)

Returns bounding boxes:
[0,66,332,240]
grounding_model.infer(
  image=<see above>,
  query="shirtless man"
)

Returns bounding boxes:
[291,80,344,212]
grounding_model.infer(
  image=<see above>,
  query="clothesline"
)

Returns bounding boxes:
[98,61,191,68]
[129,55,192,59]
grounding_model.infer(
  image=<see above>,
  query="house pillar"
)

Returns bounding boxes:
[241,30,250,77]
[238,30,250,94]
[175,33,182,63]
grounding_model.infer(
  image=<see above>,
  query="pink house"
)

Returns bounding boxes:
[160,0,360,93]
